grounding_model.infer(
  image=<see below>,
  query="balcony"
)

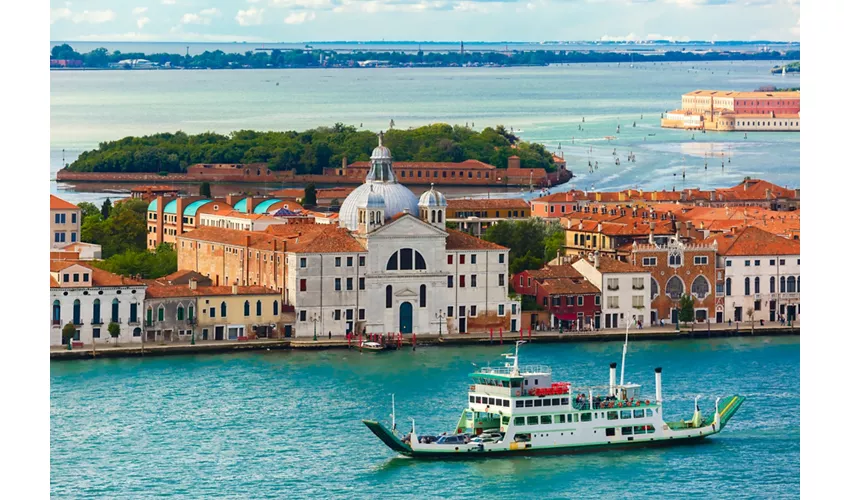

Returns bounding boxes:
[91,318,103,326]
[607,286,619,291]
[128,318,140,325]
[110,317,121,325]
[73,319,84,326]
[632,285,645,290]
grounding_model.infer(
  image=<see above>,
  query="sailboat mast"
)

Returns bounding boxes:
[620,316,631,386]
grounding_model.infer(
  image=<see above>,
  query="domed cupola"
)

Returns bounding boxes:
[418,183,447,230]
[339,132,419,230]
[356,186,386,234]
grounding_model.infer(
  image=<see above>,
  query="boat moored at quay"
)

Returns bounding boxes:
[363,341,744,458]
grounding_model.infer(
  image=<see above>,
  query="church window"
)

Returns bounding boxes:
[420,285,426,308]
[386,286,392,308]
[387,249,426,271]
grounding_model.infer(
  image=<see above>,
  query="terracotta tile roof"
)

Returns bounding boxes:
[50,251,81,261]
[145,284,279,299]
[704,226,799,256]
[540,277,601,295]
[447,198,530,211]
[583,256,646,274]
[525,265,583,280]
[50,195,78,210]
[286,225,365,254]
[157,270,212,285]
[179,226,291,251]
[270,188,305,198]
[714,179,797,202]
[446,229,507,251]
[532,191,582,203]
[50,261,145,287]
[50,276,59,287]
[684,90,800,99]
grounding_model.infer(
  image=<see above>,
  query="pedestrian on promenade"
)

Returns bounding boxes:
[328,330,332,340]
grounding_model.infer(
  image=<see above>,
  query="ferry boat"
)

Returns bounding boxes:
[363,341,744,458]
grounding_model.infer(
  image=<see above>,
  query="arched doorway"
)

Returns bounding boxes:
[399,302,413,334]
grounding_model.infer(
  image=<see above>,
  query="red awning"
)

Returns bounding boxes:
[555,313,577,321]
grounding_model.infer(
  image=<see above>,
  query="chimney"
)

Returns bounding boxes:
[594,251,600,269]
[508,155,521,170]
[244,235,251,248]
[342,156,348,169]
[710,191,716,201]
[232,284,238,295]
[188,278,198,291]
[609,362,617,396]
[766,188,772,200]
[246,197,255,214]
[226,194,235,206]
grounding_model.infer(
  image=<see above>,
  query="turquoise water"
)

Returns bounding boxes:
[51,337,800,498]
[51,61,799,204]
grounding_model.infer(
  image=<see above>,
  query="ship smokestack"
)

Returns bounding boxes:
[655,367,663,404]
[609,362,617,396]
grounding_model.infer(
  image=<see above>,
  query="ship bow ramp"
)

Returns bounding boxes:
[362,420,412,454]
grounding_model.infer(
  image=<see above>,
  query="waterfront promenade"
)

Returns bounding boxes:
[50,321,799,360]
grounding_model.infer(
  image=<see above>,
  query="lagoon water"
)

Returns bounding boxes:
[50,61,799,204]
[51,337,800,498]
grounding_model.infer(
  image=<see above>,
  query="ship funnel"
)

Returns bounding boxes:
[609,362,617,396]
[655,367,663,403]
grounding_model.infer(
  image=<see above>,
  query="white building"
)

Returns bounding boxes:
[573,254,652,329]
[708,227,800,323]
[50,261,147,346]
[286,136,520,337]
[50,195,81,249]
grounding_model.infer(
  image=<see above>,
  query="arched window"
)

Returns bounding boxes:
[796,276,800,293]
[273,300,279,316]
[157,305,164,321]
[387,249,427,271]
[744,277,751,296]
[133,327,141,337]
[53,300,61,323]
[386,285,392,309]
[780,276,786,293]
[726,278,732,296]
[438,210,442,223]
[188,305,194,320]
[221,301,228,318]
[256,300,262,316]
[770,276,776,293]
[93,299,101,324]
[111,298,120,322]
[691,275,710,299]
[177,305,185,321]
[73,299,81,325]
[420,284,426,308]
[146,307,153,324]
[787,275,796,293]
[650,278,659,299]
[431,209,436,222]
[665,276,684,300]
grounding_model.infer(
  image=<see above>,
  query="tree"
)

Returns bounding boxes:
[678,294,695,331]
[77,202,100,220]
[62,322,77,347]
[108,322,121,346]
[101,198,112,219]
[200,181,211,198]
[483,219,562,274]
[303,183,317,206]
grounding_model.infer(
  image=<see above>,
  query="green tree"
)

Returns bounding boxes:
[108,322,121,346]
[101,198,112,219]
[62,322,76,347]
[303,183,317,206]
[746,307,755,334]
[678,294,695,330]
[482,219,562,274]
[93,243,177,279]
[77,202,100,220]
[200,181,211,198]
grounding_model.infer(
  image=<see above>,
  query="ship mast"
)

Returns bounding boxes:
[619,314,635,386]
[503,340,526,376]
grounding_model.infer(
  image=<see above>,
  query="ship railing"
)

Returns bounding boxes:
[477,365,551,376]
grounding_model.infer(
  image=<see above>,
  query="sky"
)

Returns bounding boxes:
[49,0,801,43]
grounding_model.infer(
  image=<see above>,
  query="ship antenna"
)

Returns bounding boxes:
[620,314,636,386]
[391,393,396,432]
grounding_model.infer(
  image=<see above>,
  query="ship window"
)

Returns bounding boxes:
[610,412,622,422]
[541,415,552,425]
[646,409,653,417]
[606,428,616,437]
[495,399,502,406]
[581,413,592,422]
[534,399,542,407]
[469,396,474,403]
[620,410,632,419]
[514,417,525,426]
[561,398,569,405]
[511,380,522,388]
[621,427,633,435]
[556,414,566,424]
[543,399,551,407]
[646,424,656,433]
[633,409,645,418]
[634,425,647,435]
[515,400,524,408]
[488,398,495,405]
[552,399,560,406]
[502,416,510,425]
[527,416,539,425]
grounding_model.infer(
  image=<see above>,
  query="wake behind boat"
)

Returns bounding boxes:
[363,341,743,458]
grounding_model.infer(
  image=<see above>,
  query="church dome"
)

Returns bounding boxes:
[339,132,419,229]
[418,184,446,207]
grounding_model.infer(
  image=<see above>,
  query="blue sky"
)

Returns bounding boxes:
[50,0,800,42]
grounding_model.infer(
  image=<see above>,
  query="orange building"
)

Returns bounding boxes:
[663,90,800,132]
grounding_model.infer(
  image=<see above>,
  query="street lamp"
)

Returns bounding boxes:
[312,312,320,341]
[435,309,446,337]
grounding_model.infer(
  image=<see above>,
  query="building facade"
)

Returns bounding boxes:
[446,198,530,237]
[572,255,652,329]
[50,195,82,249]
[50,261,146,346]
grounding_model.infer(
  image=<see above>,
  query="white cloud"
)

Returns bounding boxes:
[180,7,222,25]
[199,8,222,16]
[137,16,150,29]
[132,7,147,15]
[236,7,265,26]
[72,10,116,24]
[284,11,317,24]
[50,8,72,24]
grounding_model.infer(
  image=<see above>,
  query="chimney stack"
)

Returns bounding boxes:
[655,367,663,403]
[609,362,617,396]
[189,278,198,291]
[232,284,238,295]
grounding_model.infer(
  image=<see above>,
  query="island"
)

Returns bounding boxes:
[771,61,800,74]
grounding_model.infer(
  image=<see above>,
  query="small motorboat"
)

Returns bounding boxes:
[361,341,387,352]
